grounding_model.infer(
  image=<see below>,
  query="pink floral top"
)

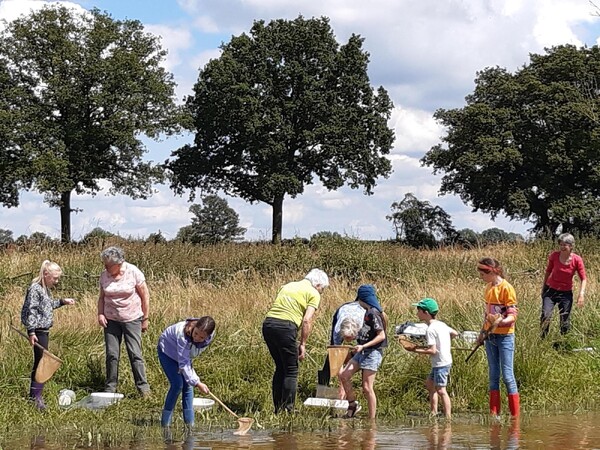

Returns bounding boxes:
[99,262,146,322]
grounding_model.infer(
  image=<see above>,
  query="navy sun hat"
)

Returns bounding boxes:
[356,284,382,312]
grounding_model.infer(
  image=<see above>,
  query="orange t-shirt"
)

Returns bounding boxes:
[484,279,517,335]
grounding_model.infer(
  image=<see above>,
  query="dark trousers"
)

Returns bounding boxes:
[541,287,573,337]
[31,329,49,382]
[262,317,298,413]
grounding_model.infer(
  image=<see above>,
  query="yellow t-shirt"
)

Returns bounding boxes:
[266,279,321,327]
[484,279,517,335]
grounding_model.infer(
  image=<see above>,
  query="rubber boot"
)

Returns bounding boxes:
[508,393,520,417]
[29,381,46,411]
[160,409,173,427]
[489,390,501,416]
[183,408,195,426]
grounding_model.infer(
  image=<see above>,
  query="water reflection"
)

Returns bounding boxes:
[489,419,520,450]
[336,420,377,449]
[8,413,600,449]
[422,422,452,449]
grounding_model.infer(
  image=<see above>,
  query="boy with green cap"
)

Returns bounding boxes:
[408,298,458,419]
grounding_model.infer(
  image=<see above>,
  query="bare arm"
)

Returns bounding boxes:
[97,287,107,328]
[298,305,316,361]
[136,281,150,332]
[577,278,587,307]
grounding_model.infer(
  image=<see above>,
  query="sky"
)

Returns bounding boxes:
[1,0,599,241]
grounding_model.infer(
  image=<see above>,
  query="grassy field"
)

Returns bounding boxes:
[0,238,598,446]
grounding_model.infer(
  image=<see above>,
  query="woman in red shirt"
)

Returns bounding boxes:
[541,233,587,337]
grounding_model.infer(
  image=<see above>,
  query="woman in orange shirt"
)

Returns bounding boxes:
[477,257,519,417]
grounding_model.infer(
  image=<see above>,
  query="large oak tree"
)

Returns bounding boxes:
[0,6,179,242]
[422,45,600,235]
[167,16,394,244]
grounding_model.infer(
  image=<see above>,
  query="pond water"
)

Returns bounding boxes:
[8,412,600,449]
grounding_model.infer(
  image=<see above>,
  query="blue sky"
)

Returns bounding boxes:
[1,0,600,241]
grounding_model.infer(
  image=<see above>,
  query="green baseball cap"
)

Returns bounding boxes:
[412,298,439,314]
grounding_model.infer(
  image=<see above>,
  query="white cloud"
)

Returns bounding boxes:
[144,24,193,73]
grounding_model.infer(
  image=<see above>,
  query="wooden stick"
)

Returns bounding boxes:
[10,325,61,359]
[208,391,240,419]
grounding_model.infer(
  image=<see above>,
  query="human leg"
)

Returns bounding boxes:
[361,369,378,419]
[497,333,519,417]
[426,375,438,415]
[122,318,150,394]
[339,358,361,417]
[540,293,556,338]
[485,337,501,415]
[262,318,298,413]
[158,349,184,426]
[557,291,574,335]
[181,380,195,425]
[29,330,49,410]
[431,365,451,418]
[104,320,123,392]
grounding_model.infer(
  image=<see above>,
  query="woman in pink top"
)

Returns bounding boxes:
[540,233,587,337]
[97,246,151,395]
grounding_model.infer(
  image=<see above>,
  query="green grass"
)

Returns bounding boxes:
[0,238,599,446]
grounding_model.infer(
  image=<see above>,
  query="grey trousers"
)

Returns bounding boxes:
[104,318,150,393]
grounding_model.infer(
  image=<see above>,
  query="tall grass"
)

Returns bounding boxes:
[0,238,598,446]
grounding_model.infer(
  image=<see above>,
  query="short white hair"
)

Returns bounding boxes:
[339,317,361,340]
[304,268,329,289]
[558,233,575,245]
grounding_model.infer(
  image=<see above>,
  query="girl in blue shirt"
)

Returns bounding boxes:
[157,316,215,427]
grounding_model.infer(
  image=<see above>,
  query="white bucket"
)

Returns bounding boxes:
[192,397,215,411]
[58,389,76,407]
[89,392,124,407]
[461,331,479,344]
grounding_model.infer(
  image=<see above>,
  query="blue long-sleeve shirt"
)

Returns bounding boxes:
[157,320,214,386]
[21,283,64,335]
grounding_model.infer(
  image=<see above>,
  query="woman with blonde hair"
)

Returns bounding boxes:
[21,260,76,410]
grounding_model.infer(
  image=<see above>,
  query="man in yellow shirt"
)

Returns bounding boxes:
[262,268,329,413]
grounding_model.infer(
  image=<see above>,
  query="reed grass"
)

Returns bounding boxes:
[0,238,599,446]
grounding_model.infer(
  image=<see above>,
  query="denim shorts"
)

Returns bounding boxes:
[352,348,383,372]
[428,364,451,387]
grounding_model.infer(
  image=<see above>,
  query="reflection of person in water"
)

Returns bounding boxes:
[337,420,377,450]
[489,420,520,450]
[425,423,452,450]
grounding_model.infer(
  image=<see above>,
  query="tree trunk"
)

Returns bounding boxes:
[271,195,284,245]
[60,190,72,243]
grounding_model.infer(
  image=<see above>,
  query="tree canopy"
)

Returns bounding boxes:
[167,16,394,244]
[176,195,246,244]
[0,5,179,242]
[422,45,600,235]
[386,193,457,248]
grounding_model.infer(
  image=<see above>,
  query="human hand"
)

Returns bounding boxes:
[298,343,306,361]
[196,382,209,395]
[28,334,38,346]
[141,318,149,333]
[476,331,486,346]
[63,298,76,305]
[353,344,365,354]
[577,295,585,308]
[97,314,108,328]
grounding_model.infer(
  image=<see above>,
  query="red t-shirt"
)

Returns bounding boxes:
[545,251,586,291]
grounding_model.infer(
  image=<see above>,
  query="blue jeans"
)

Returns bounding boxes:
[158,349,195,424]
[485,333,518,394]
